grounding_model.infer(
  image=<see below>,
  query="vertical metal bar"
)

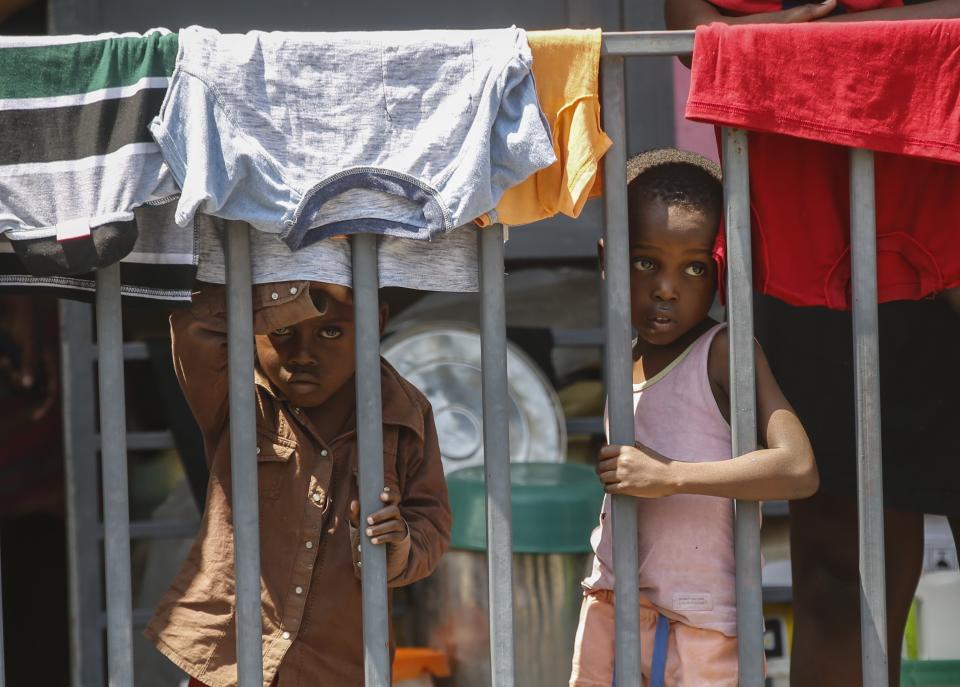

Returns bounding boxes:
[478,224,516,686]
[224,221,264,687]
[351,233,390,687]
[60,301,105,687]
[601,55,641,686]
[95,263,134,687]
[0,540,5,686]
[722,127,765,686]
[850,148,888,686]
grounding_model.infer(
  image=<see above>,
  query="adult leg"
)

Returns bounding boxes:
[789,490,923,687]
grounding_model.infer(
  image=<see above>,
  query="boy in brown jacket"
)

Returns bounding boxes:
[146,280,451,687]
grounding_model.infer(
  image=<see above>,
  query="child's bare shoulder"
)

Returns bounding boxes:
[707,325,777,392]
[706,324,730,388]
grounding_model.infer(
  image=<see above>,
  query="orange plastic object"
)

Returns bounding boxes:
[392,647,451,681]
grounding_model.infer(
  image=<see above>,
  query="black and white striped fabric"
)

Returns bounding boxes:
[0,29,197,301]
[0,199,199,303]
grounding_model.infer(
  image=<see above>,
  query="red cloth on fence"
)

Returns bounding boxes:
[686,20,960,310]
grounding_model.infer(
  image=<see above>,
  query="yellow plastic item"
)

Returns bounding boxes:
[392,647,451,682]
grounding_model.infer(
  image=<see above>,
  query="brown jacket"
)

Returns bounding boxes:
[146,282,451,687]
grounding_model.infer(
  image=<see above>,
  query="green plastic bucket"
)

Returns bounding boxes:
[901,660,960,687]
[446,462,603,553]
[416,462,604,686]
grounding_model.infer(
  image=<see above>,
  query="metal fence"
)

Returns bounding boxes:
[34,29,890,687]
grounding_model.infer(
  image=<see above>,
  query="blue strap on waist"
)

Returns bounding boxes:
[611,612,670,687]
[649,613,670,687]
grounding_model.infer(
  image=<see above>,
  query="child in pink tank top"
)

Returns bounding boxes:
[570,149,818,687]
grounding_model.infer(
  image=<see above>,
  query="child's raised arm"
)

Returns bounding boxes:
[170,285,232,450]
[598,331,818,501]
[665,0,837,30]
[665,0,960,31]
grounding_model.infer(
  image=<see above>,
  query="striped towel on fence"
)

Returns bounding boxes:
[0,29,197,302]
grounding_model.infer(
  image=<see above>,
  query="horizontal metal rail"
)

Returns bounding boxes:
[101,609,153,631]
[601,30,694,56]
[565,417,605,435]
[95,431,174,451]
[121,342,150,360]
[97,519,200,541]
[84,342,150,361]
[550,328,605,347]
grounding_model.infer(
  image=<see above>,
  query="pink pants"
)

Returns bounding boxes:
[569,590,741,687]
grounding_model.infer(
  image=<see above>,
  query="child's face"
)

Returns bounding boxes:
[629,197,718,347]
[255,295,357,408]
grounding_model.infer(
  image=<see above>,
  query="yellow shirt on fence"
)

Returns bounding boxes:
[477,28,613,228]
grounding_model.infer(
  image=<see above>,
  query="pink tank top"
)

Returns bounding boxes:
[583,323,736,636]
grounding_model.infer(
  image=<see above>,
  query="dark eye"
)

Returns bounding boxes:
[271,326,292,336]
[320,326,342,340]
[632,258,655,272]
[685,262,707,277]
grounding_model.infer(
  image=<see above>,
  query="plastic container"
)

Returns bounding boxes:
[393,647,450,686]
[901,660,960,686]
[915,571,960,659]
[412,463,603,687]
[447,462,602,553]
